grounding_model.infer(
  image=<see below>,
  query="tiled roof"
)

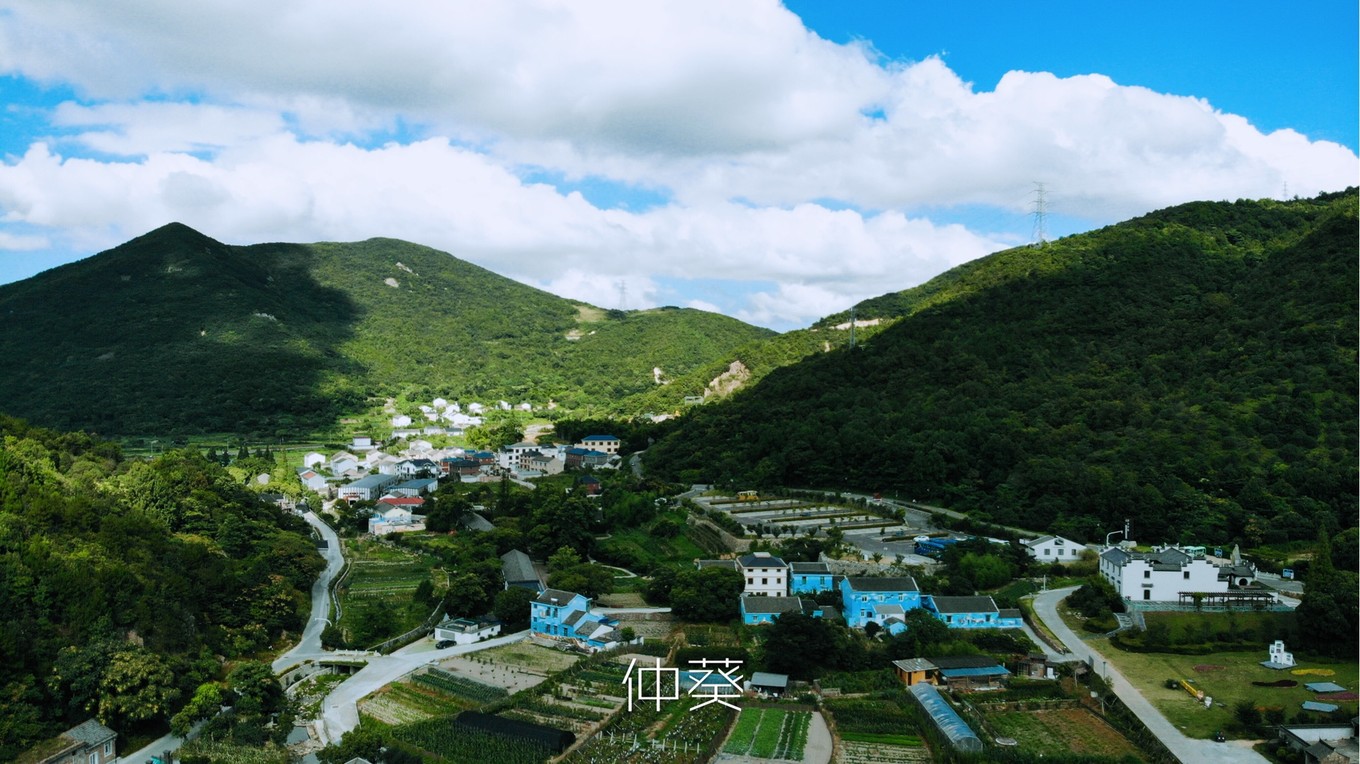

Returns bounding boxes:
[534,588,580,606]
[892,658,936,673]
[739,553,788,568]
[741,596,804,614]
[929,595,999,614]
[844,576,918,592]
[501,550,539,583]
[65,719,116,746]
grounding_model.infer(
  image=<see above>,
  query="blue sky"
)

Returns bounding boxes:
[0,1,1354,330]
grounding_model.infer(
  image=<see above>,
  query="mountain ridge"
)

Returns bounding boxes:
[645,190,1358,543]
[0,223,773,435]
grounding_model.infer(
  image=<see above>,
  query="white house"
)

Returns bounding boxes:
[297,468,329,493]
[433,616,501,645]
[329,451,359,476]
[738,552,788,597]
[1099,546,1225,602]
[368,506,426,536]
[1022,535,1088,563]
[391,414,413,428]
[351,435,376,452]
[303,452,326,469]
[576,435,621,455]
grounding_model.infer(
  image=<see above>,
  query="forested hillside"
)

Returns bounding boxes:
[646,191,1358,543]
[0,225,771,435]
[0,416,322,759]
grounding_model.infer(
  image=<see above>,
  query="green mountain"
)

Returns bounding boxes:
[645,190,1358,544]
[0,224,772,435]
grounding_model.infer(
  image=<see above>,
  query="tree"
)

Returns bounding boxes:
[229,661,283,716]
[761,613,838,679]
[643,566,676,605]
[548,562,613,600]
[548,546,583,572]
[171,682,224,737]
[669,567,742,622]
[96,647,180,726]
[444,572,490,618]
[494,586,535,627]
[885,608,952,659]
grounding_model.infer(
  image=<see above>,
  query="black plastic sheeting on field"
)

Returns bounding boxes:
[454,711,576,753]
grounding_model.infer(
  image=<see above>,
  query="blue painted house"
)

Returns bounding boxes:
[923,595,1023,629]
[530,588,621,652]
[840,576,921,631]
[740,596,821,626]
[789,561,834,594]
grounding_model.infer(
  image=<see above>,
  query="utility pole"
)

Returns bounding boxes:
[849,306,857,349]
[1031,182,1049,247]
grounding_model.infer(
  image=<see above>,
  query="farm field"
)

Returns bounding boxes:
[834,741,931,764]
[335,538,445,646]
[983,707,1144,760]
[722,708,811,760]
[1091,637,1359,739]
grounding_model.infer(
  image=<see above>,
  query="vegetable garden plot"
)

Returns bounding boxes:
[722,709,811,760]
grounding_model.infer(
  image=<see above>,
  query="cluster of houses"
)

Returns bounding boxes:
[696,552,1025,633]
[295,434,622,536]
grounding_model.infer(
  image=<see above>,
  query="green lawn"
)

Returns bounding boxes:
[1092,637,1359,739]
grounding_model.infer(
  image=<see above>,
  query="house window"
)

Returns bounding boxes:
[1143,590,1151,600]
[761,578,768,585]
[104,742,113,757]
[1044,549,1051,555]
[747,578,754,585]
[89,753,98,764]
[1183,571,1190,580]
[1143,571,1150,579]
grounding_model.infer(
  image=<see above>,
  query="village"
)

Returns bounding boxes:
[35,401,1354,764]
[247,399,1352,764]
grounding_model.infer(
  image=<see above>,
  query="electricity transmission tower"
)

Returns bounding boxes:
[615,280,627,310]
[1031,182,1049,247]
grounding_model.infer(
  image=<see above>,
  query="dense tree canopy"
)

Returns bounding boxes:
[0,416,321,759]
[647,191,1358,545]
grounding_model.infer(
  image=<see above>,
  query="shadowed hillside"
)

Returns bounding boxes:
[0,224,771,435]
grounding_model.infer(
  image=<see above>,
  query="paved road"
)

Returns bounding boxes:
[273,510,346,673]
[1032,587,1268,764]
[318,630,531,744]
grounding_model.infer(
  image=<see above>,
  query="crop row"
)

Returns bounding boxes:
[393,721,551,764]
[836,741,933,764]
[414,668,510,704]
[825,698,915,735]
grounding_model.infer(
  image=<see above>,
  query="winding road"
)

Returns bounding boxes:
[1030,587,1268,764]
[274,510,347,673]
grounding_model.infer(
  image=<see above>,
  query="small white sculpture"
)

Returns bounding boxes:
[1268,640,1295,667]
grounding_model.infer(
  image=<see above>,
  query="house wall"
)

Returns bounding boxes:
[1103,557,1225,601]
[789,573,833,594]
[434,623,502,645]
[742,565,788,597]
[839,581,922,628]
[1026,537,1085,562]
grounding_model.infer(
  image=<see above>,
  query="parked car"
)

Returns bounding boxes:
[436,639,455,649]
[1213,730,1226,742]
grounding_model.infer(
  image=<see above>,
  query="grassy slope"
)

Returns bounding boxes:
[0,225,771,434]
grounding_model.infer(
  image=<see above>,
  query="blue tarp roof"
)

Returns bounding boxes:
[940,666,1011,678]
[1302,701,1340,713]
[1305,682,1347,693]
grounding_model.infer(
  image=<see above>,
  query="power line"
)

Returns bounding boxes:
[1031,182,1049,247]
